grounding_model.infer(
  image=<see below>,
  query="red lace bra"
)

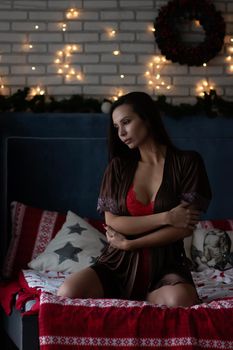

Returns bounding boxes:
[126,184,154,216]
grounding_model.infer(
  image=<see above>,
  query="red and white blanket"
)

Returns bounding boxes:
[39,293,233,350]
[1,269,233,350]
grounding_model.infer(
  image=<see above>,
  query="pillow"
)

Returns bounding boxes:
[2,201,66,279]
[183,219,233,258]
[28,211,107,273]
[191,227,233,271]
[197,219,233,231]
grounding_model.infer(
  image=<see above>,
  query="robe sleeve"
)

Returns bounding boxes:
[97,157,122,215]
[180,151,212,212]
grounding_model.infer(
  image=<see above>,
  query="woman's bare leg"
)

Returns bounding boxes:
[146,283,200,307]
[57,267,104,299]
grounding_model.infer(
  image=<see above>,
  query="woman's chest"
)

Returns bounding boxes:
[132,162,165,205]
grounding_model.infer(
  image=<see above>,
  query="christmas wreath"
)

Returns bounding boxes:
[154,0,225,66]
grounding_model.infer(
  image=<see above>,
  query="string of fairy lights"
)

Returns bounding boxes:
[0,7,232,100]
[196,37,233,97]
[226,37,233,72]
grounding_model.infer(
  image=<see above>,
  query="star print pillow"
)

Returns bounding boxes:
[28,211,107,273]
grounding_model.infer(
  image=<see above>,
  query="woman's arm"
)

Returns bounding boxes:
[106,225,193,250]
[105,202,200,236]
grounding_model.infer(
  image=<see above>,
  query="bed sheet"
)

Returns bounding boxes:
[22,267,233,307]
[2,268,233,316]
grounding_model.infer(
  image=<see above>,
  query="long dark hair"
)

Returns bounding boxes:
[108,91,174,160]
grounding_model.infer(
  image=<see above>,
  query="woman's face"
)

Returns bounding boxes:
[112,104,149,149]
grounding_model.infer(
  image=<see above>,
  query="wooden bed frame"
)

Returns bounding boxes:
[0,112,233,350]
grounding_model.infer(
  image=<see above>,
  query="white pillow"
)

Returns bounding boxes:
[28,211,107,273]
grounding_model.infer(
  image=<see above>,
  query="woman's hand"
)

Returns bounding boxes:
[105,226,131,250]
[167,202,201,230]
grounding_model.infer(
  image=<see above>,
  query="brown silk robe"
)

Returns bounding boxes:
[94,147,212,300]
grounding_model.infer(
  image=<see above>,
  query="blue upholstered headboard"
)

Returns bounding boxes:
[0,113,233,266]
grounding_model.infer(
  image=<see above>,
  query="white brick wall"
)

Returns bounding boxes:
[0,0,232,103]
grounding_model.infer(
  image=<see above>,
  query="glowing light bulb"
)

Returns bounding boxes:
[153,56,161,63]
[35,25,39,30]
[62,24,67,31]
[149,26,155,32]
[203,63,207,67]
[66,8,79,19]
[30,86,45,96]
[109,30,116,37]
[76,74,82,80]
[120,75,125,78]
[113,50,120,56]
[203,80,208,87]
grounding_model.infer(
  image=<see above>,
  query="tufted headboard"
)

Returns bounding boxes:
[0,113,233,266]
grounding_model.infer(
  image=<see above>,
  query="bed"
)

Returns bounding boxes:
[0,112,233,350]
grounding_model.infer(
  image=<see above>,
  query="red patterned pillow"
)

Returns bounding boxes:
[2,201,66,279]
[198,219,233,231]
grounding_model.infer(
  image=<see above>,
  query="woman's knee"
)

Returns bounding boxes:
[147,284,199,307]
[57,267,104,299]
[57,279,79,298]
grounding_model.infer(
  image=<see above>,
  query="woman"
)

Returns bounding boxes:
[57,91,211,307]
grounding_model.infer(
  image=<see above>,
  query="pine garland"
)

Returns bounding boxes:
[0,87,232,118]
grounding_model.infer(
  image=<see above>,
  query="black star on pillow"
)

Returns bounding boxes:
[54,242,83,264]
[67,222,87,235]
[89,256,97,264]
